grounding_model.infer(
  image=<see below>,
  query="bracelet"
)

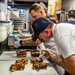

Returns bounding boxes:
[19,40,23,46]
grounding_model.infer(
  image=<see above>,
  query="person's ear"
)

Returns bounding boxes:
[39,10,43,15]
[44,29,49,36]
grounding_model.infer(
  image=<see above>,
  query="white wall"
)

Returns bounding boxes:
[62,0,75,11]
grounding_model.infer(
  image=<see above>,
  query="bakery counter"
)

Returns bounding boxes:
[0,51,59,75]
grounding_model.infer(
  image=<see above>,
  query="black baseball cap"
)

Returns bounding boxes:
[32,17,50,41]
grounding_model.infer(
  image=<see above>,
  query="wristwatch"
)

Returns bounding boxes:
[19,40,23,46]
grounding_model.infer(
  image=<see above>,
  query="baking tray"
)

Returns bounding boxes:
[0,60,59,75]
[0,51,59,75]
[0,51,31,61]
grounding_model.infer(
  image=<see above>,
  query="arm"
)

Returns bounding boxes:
[20,37,41,46]
[41,49,75,75]
[57,35,75,75]
[58,55,75,75]
[42,35,75,75]
[12,36,41,48]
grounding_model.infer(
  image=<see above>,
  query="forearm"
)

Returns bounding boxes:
[58,56,75,75]
[20,37,41,46]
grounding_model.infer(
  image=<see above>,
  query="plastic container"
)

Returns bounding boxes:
[7,21,14,34]
[0,21,9,42]
[0,2,5,10]
[6,9,11,21]
[0,10,6,21]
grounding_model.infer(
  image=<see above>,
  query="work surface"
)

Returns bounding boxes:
[0,51,59,75]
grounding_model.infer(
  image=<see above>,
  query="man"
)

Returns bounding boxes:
[13,3,58,51]
[13,3,65,75]
[29,3,59,51]
[13,3,46,48]
[31,17,75,75]
[66,10,75,24]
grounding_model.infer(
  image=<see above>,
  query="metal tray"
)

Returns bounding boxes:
[0,51,59,75]
[0,60,59,75]
[0,51,30,61]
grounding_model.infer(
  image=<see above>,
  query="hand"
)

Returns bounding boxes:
[41,50,63,64]
[41,50,50,58]
[12,37,21,48]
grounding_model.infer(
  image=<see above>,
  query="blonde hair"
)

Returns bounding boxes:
[29,3,44,13]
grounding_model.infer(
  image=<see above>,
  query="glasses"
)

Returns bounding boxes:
[38,37,44,42]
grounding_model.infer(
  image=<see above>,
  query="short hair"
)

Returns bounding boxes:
[39,2,47,13]
[39,2,47,10]
[47,21,54,28]
[68,10,75,18]
[29,3,43,13]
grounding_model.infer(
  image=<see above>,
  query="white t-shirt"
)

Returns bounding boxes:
[44,38,59,52]
[52,23,75,58]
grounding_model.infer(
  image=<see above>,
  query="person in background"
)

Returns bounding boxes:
[13,3,59,51]
[29,3,60,50]
[31,17,75,75]
[13,3,65,75]
[66,10,75,24]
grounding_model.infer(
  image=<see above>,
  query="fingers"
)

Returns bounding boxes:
[41,50,63,64]
[41,50,50,58]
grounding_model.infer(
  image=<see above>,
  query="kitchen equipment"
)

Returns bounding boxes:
[10,9,19,19]
[13,19,24,30]
[23,22,29,31]
[0,21,9,42]
[18,28,26,37]
[13,19,29,31]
